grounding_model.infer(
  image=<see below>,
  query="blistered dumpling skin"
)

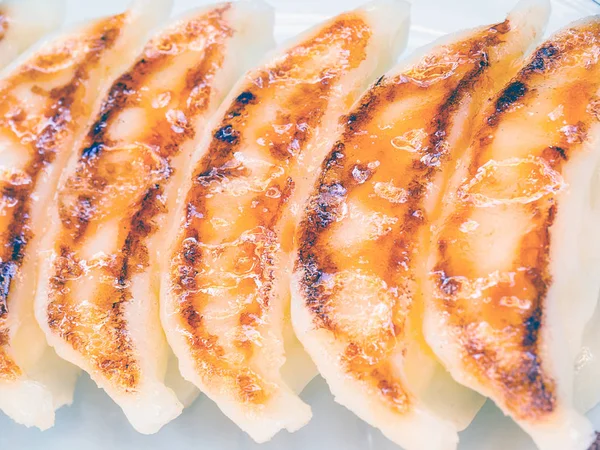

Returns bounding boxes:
[160,0,409,442]
[423,17,600,450]
[0,0,171,431]
[290,1,551,449]
[0,0,65,69]
[35,1,274,434]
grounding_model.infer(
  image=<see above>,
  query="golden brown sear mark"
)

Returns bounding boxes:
[0,329,19,379]
[0,13,128,380]
[171,14,372,405]
[295,19,524,411]
[431,20,600,421]
[46,6,234,391]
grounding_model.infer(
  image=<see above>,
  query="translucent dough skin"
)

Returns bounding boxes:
[0,0,66,70]
[424,19,600,450]
[0,0,170,430]
[291,1,550,449]
[162,0,408,442]
[36,2,273,434]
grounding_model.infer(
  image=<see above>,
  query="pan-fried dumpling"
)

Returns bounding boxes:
[160,0,410,442]
[423,16,600,450]
[290,1,550,449]
[0,0,65,68]
[34,1,274,434]
[0,0,171,431]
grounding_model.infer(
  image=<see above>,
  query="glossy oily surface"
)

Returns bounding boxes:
[171,14,372,401]
[291,1,548,449]
[0,0,172,430]
[0,10,126,377]
[2,0,599,449]
[424,17,600,450]
[35,1,274,434]
[161,0,408,442]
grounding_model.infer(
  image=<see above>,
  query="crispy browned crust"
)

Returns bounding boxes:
[45,6,233,391]
[294,20,520,412]
[431,21,600,421]
[169,14,372,405]
[0,13,128,380]
[0,329,19,379]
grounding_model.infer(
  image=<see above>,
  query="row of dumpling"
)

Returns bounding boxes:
[0,0,599,448]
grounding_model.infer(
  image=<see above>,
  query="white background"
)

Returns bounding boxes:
[1,0,599,448]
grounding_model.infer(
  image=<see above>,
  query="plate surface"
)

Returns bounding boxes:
[1,0,599,448]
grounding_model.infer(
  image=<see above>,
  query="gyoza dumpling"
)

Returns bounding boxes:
[0,0,65,68]
[291,1,550,449]
[34,1,274,434]
[160,0,410,442]
[0,0,171,431]
[423,16,600,450]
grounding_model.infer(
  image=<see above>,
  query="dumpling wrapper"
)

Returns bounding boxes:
[290,0,550,449]
[0,0,171,431]
[0,0,65,68]
[34,0,275,434]
[423,15,600,450]
[575,300,600,414]
[160,0,410,443]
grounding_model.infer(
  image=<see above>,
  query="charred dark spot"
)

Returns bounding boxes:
[479,51,489,68]
[375,75,385,86]
[523,307,541,347]
[525,45,558,73]
[310,182,347,230]
[92,114,109,136]
[520,353,555,414]
[183,304,202,329]
[552,146,566,160]
[542,146,568,165]
[214,125,238,144]
[342,87,384,135]
[235,91,255,104]
[182,237,199,263]
[10,234,26,262]
[497,81,527,111]
[296,252,332,328]
[323,145,345,171]
[81,142,104,159]
[488,81,527,126]
[0,262,17,317]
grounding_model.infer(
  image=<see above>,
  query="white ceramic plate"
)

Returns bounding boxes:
[1,0,599,448]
